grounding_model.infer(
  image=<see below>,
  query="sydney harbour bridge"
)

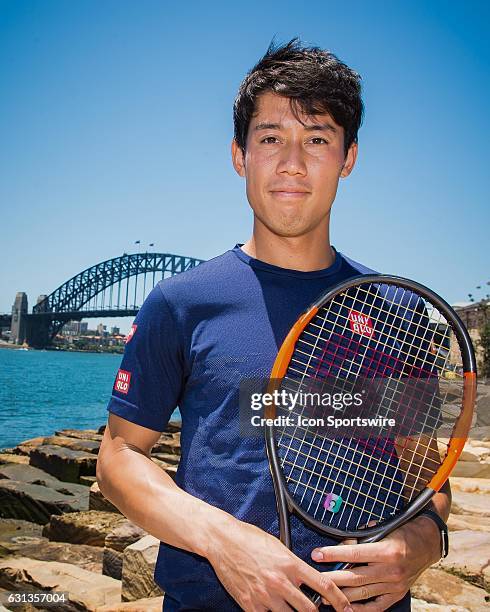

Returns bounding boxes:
[0,252,203,349]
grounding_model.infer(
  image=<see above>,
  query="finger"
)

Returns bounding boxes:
[280,582,319,612]
[342,582,397,603]
[311,542,389,565]
[267,595,294,612]
[351,592,403,611]
[299,565,352,612]
[314,565,397,588]
[341,538,358,545]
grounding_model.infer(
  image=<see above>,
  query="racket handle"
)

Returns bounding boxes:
[301,563,353,607]
[300,584,323,607]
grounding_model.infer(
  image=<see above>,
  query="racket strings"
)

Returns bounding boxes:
[277,388,444,468]
[286,352,460,429]
[276,283,464,531]
[279,430,433,501]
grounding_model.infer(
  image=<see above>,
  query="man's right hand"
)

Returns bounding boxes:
[206,516,352,612]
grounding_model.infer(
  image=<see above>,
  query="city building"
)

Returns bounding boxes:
[450,300,489,370]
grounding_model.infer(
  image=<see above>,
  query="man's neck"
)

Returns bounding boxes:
[241,224,335,272]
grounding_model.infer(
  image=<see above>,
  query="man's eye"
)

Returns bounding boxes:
[261,136,279,144]
[309,137,328,145]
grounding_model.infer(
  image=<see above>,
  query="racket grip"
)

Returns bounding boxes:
[300,584,323,607]
[301,562,353,607]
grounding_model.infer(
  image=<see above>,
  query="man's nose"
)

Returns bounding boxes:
[276,141,307,176]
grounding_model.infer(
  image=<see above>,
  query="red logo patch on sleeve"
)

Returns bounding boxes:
[348,310,375,338]
[125,324,137,344]
[114,369,131,394]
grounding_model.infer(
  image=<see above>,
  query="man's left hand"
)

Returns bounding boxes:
[311,515,442,611]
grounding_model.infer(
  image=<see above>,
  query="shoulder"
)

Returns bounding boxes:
[338,251,380,277]
[154,248,243,312]
[338,252,422,311]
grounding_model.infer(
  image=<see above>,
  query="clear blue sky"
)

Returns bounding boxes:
[1,0,488,334]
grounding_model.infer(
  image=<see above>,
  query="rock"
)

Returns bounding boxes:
[470,426,490,441]
[483,566,490,593]
[42,436,100,455]
[0,557,120,610]
[411,599,469,611]
[151,436,180,455]
[89,481,121,514]
[95,596,164,611]
[80,475,97,486]
[165,420,181,434]
[460,447,490,461]
[450,477,490,494]
[448,514,490,532]
[12,436,46,456]
[43,510,127,547]
[451,462,490,478]
[0,518,43,539]
[0,454,29,465]
[439,530,490,589]
[102,547,123,581]
[451,491,490,517]
[121,535,163,602]
[105,521,147,553]
[0,533,103,573]
[29,445,97,483]
[150,453,180,465]
[98,425,106,435]
[0,480,88,524]
[0,518,43,558]
[0,463,89,497]
[55,428,103,441]
[103,520,147,580]
[412,567,489,610]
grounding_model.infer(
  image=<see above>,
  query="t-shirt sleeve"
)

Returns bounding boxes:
[106,284,184,432]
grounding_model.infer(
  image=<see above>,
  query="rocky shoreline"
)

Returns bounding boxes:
[0,422,489,611]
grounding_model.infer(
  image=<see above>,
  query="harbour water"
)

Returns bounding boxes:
[0,348,179,450]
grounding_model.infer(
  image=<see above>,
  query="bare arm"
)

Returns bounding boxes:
[96,413,353,612]
[96,413,228,557]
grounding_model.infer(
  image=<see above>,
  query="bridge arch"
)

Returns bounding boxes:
[28,252,203,347]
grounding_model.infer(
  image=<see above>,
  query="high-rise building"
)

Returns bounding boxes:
[97,323,107,336]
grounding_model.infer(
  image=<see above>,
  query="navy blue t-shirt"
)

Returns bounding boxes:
[107,245,411,611]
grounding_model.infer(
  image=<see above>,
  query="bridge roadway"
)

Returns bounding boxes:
[1,251,203,347]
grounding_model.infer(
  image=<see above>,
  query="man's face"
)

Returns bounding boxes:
[232,91,357,238]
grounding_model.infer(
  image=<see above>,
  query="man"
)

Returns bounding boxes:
[97,39,450,611]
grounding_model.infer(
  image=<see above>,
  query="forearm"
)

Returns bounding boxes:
[96,441,235,559]
[406,480,451,565]
[428,479,451,521]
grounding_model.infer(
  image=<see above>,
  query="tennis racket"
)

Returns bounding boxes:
[264,274,476,606]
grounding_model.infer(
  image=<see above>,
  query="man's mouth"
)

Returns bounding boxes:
[270,189,310,199]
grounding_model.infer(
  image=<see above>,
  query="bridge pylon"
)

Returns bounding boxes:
[10,292,28,344]
[26,295,51,349]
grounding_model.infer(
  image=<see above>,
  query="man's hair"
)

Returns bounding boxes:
[233,38,364,156]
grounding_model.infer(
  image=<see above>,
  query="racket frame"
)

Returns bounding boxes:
[265,274,477,546]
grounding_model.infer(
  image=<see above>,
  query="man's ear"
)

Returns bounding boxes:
[231,139,246,177]
[340,142,358,178]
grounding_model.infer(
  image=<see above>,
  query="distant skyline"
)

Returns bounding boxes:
[1,0,489,334]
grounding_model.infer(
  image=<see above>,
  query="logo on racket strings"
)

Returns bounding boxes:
[348,310,374,338]
[323,492,343,513]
